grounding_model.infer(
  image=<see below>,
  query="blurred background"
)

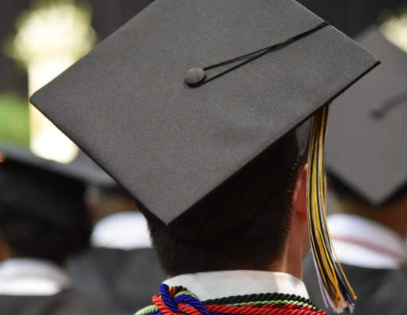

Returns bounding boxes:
[1,0,407,162]
[0,0,154,162]
[1,1,407,315]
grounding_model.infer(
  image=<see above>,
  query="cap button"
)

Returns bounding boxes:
[185,68,206,86]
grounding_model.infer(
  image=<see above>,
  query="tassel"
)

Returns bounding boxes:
[306,105,356,313]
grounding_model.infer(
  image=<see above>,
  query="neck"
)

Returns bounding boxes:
[268,210,310,280]
[267,233,303,280]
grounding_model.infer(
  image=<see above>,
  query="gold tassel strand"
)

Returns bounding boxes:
[306,105,356,313]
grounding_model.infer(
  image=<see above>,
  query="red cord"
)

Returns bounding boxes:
[207,304,326,315]
[149,285,327,315]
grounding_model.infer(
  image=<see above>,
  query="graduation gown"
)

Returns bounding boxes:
[69,247,166,315]
[0,289,92,315]
[303,254,407,315]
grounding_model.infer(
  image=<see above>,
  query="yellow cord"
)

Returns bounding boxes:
[306,106,356,313]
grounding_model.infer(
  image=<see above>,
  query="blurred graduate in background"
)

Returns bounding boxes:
[303,24,407,315]
[0,145,94,315]
[0,145,165,315]
[68,155,165,315]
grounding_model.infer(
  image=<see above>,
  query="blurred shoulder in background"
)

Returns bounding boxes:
[68,153,165,315]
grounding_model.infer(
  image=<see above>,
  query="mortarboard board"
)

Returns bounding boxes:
[327,26,407,206]
[0,144,92,227]
[29,0,379,312]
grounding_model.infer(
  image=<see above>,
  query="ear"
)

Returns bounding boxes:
[292,163,308,223]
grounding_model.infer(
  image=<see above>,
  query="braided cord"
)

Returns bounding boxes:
[135,285,327,315]
[204,293,316,307]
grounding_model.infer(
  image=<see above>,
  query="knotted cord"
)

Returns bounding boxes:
[135,284,327,315]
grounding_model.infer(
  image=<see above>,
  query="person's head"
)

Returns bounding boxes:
[328,173,407,237]
[146,129,310,277]
[0,158,92,266]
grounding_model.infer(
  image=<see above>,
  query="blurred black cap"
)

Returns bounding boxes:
[327,26,407,206]
[0,145,90,226]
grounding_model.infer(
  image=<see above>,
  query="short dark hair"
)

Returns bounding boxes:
[328,172,407,207]
[147,130,305,276]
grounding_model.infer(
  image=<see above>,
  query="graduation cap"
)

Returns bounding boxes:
[29,0,379,312]
[0,144,105,227]
[327,26,407,206]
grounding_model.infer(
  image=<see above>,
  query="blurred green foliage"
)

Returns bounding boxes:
[0,91,29,147]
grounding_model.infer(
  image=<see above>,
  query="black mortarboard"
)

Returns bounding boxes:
[30,0,378,230]
[327,26,407,206]
[29,0,379,311]
[0,144,91,226]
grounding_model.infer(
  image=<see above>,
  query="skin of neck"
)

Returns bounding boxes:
[0,232,12,262]
[267,164,310,280]
[333,193,407,238]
